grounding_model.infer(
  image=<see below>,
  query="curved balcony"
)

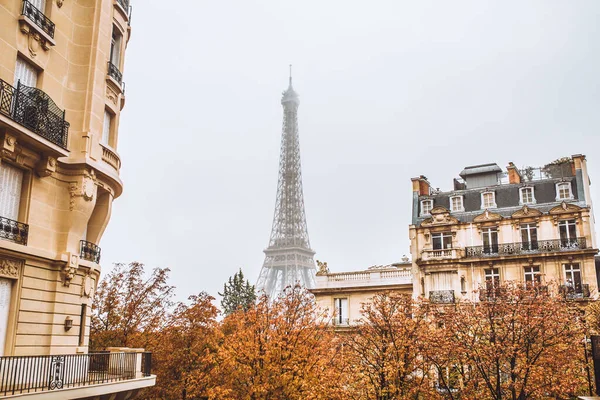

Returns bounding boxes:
[80,240,101,263]
[101,144,121,170]
[0,79,69,149]
[21,0,55,39]
[421,248,460,261]
[107,61,123,85]
[0,217,28,246]
[429,290,455,304]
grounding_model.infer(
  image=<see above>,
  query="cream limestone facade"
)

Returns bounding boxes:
[310,261,412,330]
[410,155,598,304]
[0,0,154,398]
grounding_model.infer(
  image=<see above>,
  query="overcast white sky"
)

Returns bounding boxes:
[101,0,600,301]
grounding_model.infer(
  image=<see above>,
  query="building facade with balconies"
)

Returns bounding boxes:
[309,260,412,330]
[410,155,598,304]
[0,0,153,398]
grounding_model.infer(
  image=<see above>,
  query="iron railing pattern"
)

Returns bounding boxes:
[559,283,590,299]
[0,352,150,396]
[21,0,55,38]
[107,61,123,84]
[80,240,101,263]
[0,217,28,246]
[465,238,586,258]
[0,79,69,149]
[429,290,455,304]
[333,318,350,326]
[116,0,129,11]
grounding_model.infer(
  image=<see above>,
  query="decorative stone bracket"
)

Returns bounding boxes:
[36,156,57,177]
[19,21,51,58]
[0,258,22,279]
[69,169,97,211]
[62,253,79,287]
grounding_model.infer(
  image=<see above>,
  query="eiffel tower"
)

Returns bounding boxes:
[256,70,316,297]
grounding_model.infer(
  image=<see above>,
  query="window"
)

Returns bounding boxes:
[14,57,38,87]
[78,304,87,346]
[450,196,464,212]
[334,298,348,326]
[0,163,24,221]
[483,268,500,292]
[110,27,122,67]
[481,227,498,254]
[420,199,433,216]
[519,187,535,205]
[564,263,581,288]
[556,182,573,201]
[30,0,46,12]
[524,266,541,286]
[481,192,496,209]
[520,224,538,251]
[558,219,577,246]
[0,279,12,356]
[102,110,112,145]
[432,232,452,250]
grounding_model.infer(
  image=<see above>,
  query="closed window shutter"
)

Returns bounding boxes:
[102,110,111,145]
[14,58,38,88]
[0,163,24,221]
[0,278,12,357]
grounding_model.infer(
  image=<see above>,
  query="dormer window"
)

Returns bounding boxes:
[450,195,464,212]
[481,192,496,209]
[519,187,536,205]
[556,182,573,201]
[420,199,433,216]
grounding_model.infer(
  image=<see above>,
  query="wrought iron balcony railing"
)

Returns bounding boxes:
[80,240,101,263]
[559,283,590,299]
[465,238,586,258]
[107,61,123,84]
[0,217,28,246]
[333,318,350,326]
[116,0,130,11]
[22,0,55,38]
[429,290,455,304]
[0,79,69,149]
[0,351,151,396]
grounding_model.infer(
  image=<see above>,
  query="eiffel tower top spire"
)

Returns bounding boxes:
[256,71,316,298]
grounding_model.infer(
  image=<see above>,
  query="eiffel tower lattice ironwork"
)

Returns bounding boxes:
[256,71,316,297]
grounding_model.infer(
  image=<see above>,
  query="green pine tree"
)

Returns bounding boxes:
[219,269,257,315]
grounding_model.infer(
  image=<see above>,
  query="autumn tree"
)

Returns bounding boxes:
[210,285,348,400]
[144,292,220,400]
[90,262,175,349]
[344,292,435,400]
[218,268,256,315]
[430,283,588,400]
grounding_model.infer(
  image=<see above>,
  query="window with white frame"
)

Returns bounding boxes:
[110,27,122,68]
[563,263,581,288]
[524,266,541,286]
[481,192,496,209]
[14,57,38,87]
[102,110,112,145]
[558,219,577,246]
[450,195,464,212]
[556,182,573,201]
[432,232,452,250]
[481,227,498,254]
[420,199,433,216]
[484,268,500,292]
[334,298,348,326]
[520,224,538,250]
[519,187,535,205]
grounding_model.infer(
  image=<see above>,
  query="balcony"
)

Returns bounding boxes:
[0,217,28,246]
[314,268,412,290]
[107,61,123,85]
[80,240,101,263]
[421,248,460,261]
[0,351,152,397]
[333,318,350,327]
[465,238,586,259]
[21,0,55,39]
[0,79,69,149]
[559,283,590,299]
[429,290,455,304]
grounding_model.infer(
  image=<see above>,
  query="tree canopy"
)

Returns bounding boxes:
[218,268,256,315]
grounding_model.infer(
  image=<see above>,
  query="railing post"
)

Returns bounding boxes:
[13,80,20,120]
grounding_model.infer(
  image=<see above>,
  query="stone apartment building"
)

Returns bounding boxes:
[0,0,154,398]
[310,259,412,329]
[410,155,598,303]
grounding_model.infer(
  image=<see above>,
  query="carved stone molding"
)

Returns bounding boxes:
[36,156,57,177]
[0,258,22,279]
[420,206,459,227]
[106,86,118,105]
[473,210,503,223]
[19,22,50,57]
[549,201,583,215]
[511,205,542,219]
[81,273,93,298]
[68,170,97,210]
[62,254,79,287]
[56,0,64,8]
